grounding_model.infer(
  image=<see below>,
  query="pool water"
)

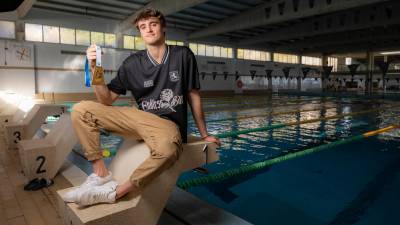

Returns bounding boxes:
[65,94,400,225]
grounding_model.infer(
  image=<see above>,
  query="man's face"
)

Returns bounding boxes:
[137,17,165,45]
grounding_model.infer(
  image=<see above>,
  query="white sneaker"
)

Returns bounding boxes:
[62,172,113,202]
[76,180,118,206]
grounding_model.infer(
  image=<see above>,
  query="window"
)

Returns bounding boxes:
[123,35,135,49]
[237,49,244,59]
[260,52,268,61]
[206,45,213,57]
[166,40,177,45]
[0,20,15,39]
[166,40,184,46]
[105,33,116,48]
[227,48,233,58]
[273,53,299,64]
[221,47,228,58]
[134,37,145,50]
[198,44,205,56]
[328,57,338,72]
[43,25,59,43]
[91,31,104,46]
[249,50,256,60]
[213,46,220,57]
[188,43,233,58]
[189,43,197,55]
[76,29,90,46]
[60,28,75,45]
[345,57,352,65]
[25,23,43,42]
[244,49,250,59]
[23,23,122,49]
[301,56,322,66]
[255,51,261,61]
[237,48,270,61]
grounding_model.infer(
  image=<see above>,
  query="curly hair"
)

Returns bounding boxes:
[133,8,166,30]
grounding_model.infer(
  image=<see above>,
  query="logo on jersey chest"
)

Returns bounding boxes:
[141,89,183,113]
[169,71,180,82]
[144,80,154,88]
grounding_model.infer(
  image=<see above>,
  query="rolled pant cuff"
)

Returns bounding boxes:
[129,178,144,190]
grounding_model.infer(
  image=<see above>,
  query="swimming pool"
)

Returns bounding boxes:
[65,94,400,225]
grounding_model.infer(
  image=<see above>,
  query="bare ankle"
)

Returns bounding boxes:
[92,159,109,177]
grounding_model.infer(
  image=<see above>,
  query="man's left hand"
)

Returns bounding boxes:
[203,135,221,147]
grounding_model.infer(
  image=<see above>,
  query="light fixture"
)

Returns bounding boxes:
[380,51,400,55]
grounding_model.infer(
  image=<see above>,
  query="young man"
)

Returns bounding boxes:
[63,8,220,206]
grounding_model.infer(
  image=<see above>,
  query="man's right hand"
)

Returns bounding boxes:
[86,44,97,69]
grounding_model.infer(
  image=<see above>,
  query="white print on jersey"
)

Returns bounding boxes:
[144,80,154,88]
[141,89,183,112]
[169,71,180,82]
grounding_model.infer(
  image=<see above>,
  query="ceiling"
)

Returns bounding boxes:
[28,0,400,55]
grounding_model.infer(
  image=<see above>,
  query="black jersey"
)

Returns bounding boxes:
[107,45,200,143]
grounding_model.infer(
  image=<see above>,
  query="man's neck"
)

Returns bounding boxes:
[147,41,166,64]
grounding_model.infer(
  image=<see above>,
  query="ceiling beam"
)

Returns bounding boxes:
[189,0,391,40]
[37,0,133,15]
[119,0,208,32]
[33,2,125,20]
[300,39,400,54]
[272,30,400,52]
[17,0,37,18]
[239,0,400,46]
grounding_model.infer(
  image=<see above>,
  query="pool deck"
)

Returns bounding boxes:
[0,133,252,225]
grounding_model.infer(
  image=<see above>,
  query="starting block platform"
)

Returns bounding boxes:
[18,113,77,181]
[57,136,220,225]
[5,104,66,149]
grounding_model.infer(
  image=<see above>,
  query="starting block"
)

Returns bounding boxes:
[57,136,219,225]
[18,113,78,182]
[0,93,29,132]
[5,104,66,149]
[0,102,23,133]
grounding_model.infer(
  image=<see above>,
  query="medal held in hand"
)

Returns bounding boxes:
[92,65,105,85]
[84,46,105,87]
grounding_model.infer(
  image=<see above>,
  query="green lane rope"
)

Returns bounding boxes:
[214,105,400,139]
[177,125,400,190]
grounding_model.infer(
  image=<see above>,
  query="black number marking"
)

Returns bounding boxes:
[36,156,46,174]
[13,131,21,143]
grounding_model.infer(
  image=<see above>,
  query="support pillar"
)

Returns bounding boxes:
[322,54,328,92]
[383,55,388,93]
[366,51,374,95]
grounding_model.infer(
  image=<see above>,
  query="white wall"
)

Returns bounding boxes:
[0,40,35,96]
[34,42,131,93]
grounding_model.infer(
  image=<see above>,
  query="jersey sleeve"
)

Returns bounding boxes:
[107,64,127,95]
[186,48,201,91]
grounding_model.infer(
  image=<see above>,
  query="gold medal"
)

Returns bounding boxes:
[92,66,105,85]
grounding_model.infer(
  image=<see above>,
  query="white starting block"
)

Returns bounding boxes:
[18,113,78,181]
[5,104,66,149]
[0,93,29,132]
[57,136,219,225]
[0,101,23,133]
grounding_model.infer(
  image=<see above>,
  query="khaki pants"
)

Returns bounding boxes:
[71,101,182,189]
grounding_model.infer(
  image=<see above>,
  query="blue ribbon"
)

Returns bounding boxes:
[84,58,91,87]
